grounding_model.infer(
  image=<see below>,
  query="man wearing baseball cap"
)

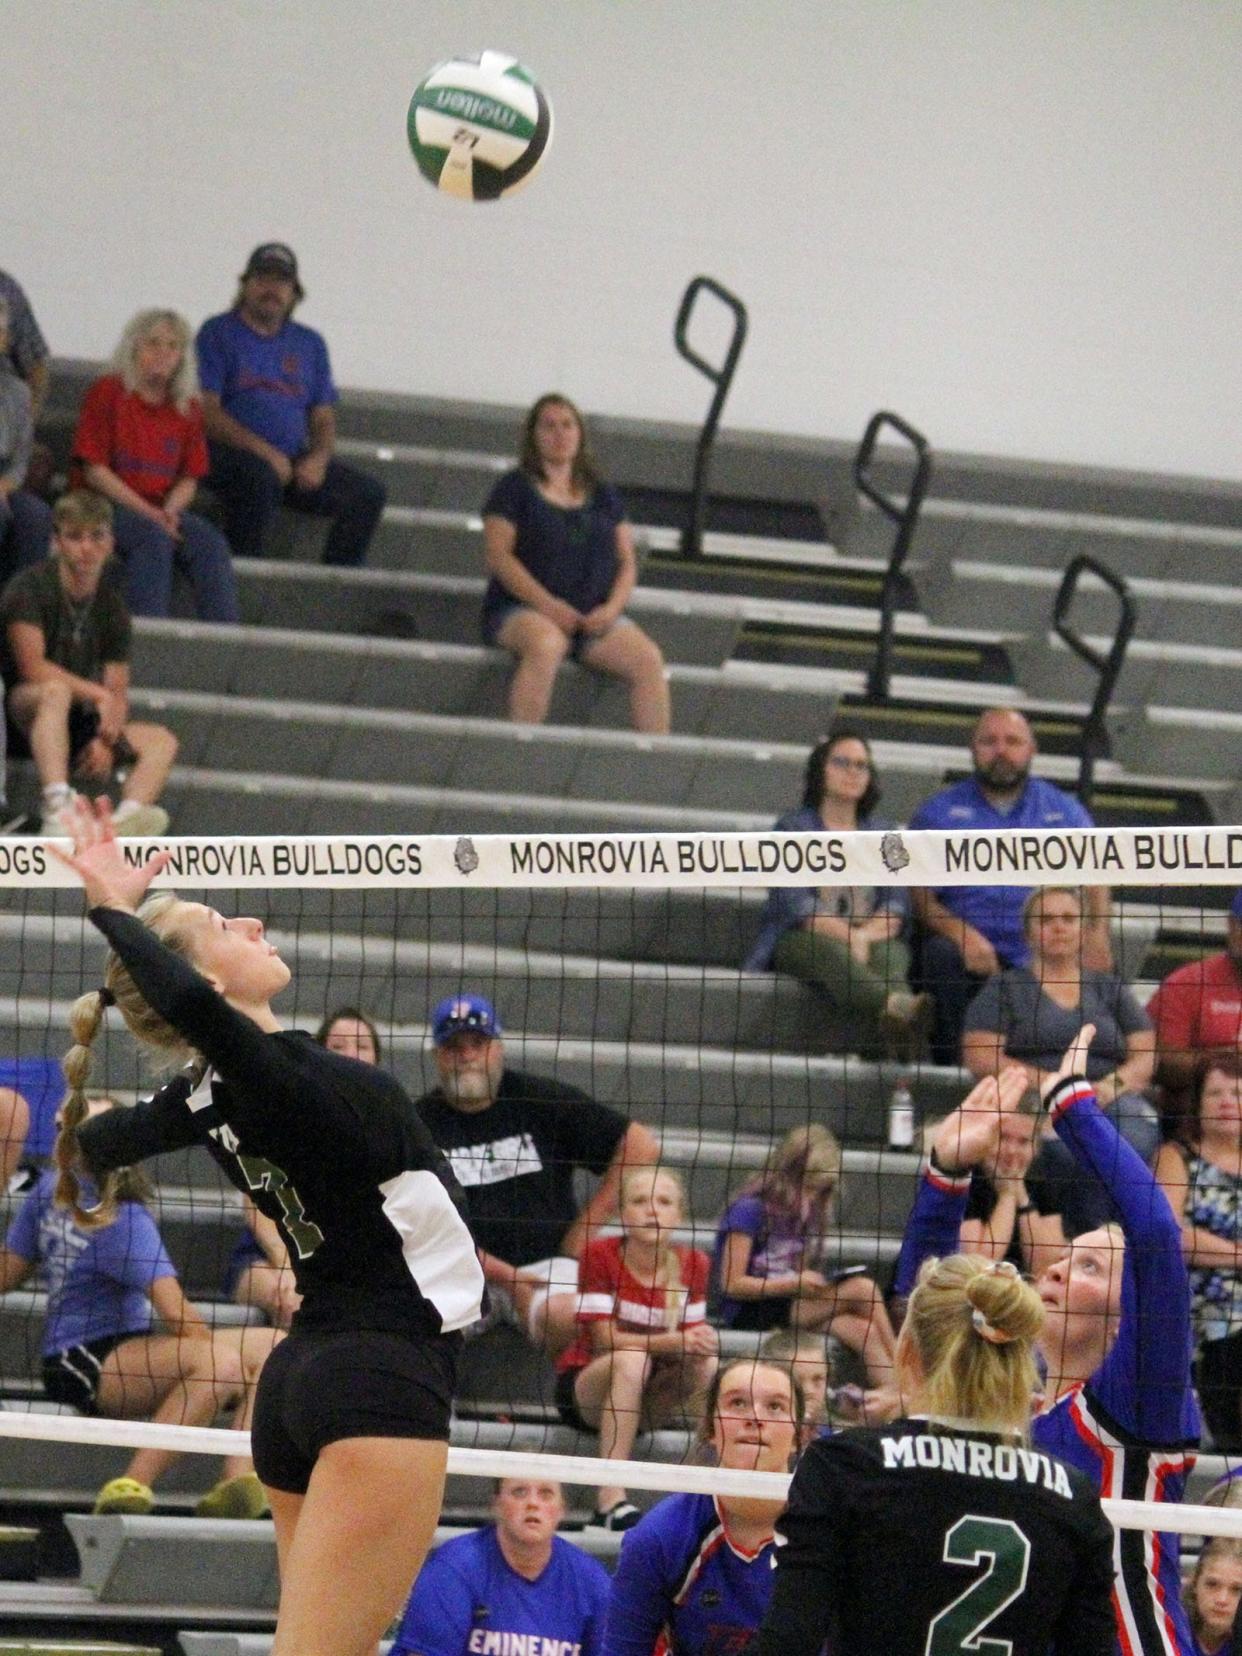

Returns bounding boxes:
[415,994,659,1360]
[195,242,385,566]
[1148,889,1242,1110]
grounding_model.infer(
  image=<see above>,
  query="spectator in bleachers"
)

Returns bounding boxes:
[1147,890,1242,1127]
[908,708,1110,1064]
[228,1007,382,1328]
[556,1165,717,1532]
[1185,1539,1242,1656]
[1,1083,30,1190]
[0,295,52,582]
[196,243,386,566]
[744,730,928,1058]
[390,1477,611,1656]
[601,1358,802,1656]
[0,1098,279,1516]
[481,393,670,732]
[72,309,239,623]
[1155,1058,1242,1452]
[953,1083,1066,1277]
[315,1004,382,1064]
[1,490,177,837]
[714,1123,895,1388]
[961,884,1158,1236]
[758,1326,830,1444]
[0,269,52,498]
[416,993,659,1361]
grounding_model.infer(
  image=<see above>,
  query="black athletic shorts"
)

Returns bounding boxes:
[251,1325,461,1494]
[43,1333,132,1412]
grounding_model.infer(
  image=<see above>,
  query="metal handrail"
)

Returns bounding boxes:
[674,276,749,558]
[1052,554,1138,806]
[855,411,933,699]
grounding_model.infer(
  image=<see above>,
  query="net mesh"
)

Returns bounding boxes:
[0,823,1239,1543]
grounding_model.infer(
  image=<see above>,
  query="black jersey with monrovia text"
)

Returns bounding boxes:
[758,1419,1116,1656]
[416,1069,629,1266]
[77,907,485,1341]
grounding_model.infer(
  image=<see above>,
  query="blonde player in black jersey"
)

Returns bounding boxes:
[758,1249,1115,1656]
[50,798,485,1656]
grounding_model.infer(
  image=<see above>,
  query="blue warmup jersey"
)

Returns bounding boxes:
[604,1493,778,1656]
[908,775,1093,965]
[895,1081,1200,1656]
[391,1526,611,1656]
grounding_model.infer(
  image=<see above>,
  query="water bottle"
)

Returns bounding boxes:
[887,1077,915,1150]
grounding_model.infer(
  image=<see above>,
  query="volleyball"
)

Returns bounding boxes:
[407,51,553,202]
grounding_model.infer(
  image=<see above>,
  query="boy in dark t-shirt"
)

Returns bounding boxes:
[0,490,177,836]
[414,994,659,1359]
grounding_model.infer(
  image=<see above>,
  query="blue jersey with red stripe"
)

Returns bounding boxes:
[894,1080,1200,1656]
[602,1492,777,1656]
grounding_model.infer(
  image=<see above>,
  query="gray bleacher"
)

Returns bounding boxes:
[4,372,1239,1642]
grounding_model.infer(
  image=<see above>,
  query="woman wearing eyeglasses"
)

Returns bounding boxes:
[745,730,928,1059]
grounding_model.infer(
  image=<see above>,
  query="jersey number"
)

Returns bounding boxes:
[236,1152,324,1260]
[925,1516,1031,1656]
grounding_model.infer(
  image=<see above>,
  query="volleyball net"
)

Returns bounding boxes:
[0,822,1238,1536]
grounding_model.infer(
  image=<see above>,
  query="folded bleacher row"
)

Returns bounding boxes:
[1,365,1240,1651]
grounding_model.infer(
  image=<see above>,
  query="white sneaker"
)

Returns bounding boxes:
[39,789,79,839]
[112,802,170,838]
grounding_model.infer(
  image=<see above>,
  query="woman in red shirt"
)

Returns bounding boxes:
[73,310,239,622]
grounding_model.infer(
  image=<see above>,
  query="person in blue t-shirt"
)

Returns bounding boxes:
[196,243,385,566]
[391,1478,611,1656]
[602,1357,804,1656]
[907,708,1109,1063]
[481,393,670,732]
[0,1104,279,1518]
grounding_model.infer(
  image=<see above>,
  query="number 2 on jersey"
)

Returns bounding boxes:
[236,1151,324,1260]
[926,1516,1031,1656]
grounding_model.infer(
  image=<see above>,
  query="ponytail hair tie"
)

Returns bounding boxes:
[971,1259,1021,1344]
[97,986,115,1008]
[971,1308,1017,1345]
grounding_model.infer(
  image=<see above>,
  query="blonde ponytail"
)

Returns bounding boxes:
[55,893,198,1228]
[905,1254,1044,1435]
[55,990,117,1228]
[620,1164,688,1328]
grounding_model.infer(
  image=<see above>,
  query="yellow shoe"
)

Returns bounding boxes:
[195,1471,269,1520]
[94,1476,154,1515]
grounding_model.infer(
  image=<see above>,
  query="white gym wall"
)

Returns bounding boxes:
[9,0,1240,478]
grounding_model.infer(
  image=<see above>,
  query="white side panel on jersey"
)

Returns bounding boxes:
[378,1168,486,1334]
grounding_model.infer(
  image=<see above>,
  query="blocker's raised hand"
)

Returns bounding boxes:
[47,795,171,914]
[931,1064,1029,1173]
[1039,1023,1097,1106]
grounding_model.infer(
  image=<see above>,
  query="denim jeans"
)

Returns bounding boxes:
[110,502,239,623]
[206,443,386,566]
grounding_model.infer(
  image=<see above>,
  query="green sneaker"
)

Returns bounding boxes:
[195,1471,269,1519]
[94,1476,155,1515]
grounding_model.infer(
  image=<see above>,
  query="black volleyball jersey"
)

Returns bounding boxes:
[78,906,484,1340]
[759,1419,1116,1656]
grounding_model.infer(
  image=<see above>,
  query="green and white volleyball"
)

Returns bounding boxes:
[407,51,553,202]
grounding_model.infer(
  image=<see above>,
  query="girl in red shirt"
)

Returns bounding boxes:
[556,1165,717,1531]
[73,310,238,622]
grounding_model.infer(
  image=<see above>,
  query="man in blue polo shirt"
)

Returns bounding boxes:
[908,707,1111,1063]
[196,242,385,566]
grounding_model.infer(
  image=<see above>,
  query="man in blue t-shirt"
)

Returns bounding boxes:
[391,1478,611,1656]
[908,707,1110,1063]
[196,242,385,566]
